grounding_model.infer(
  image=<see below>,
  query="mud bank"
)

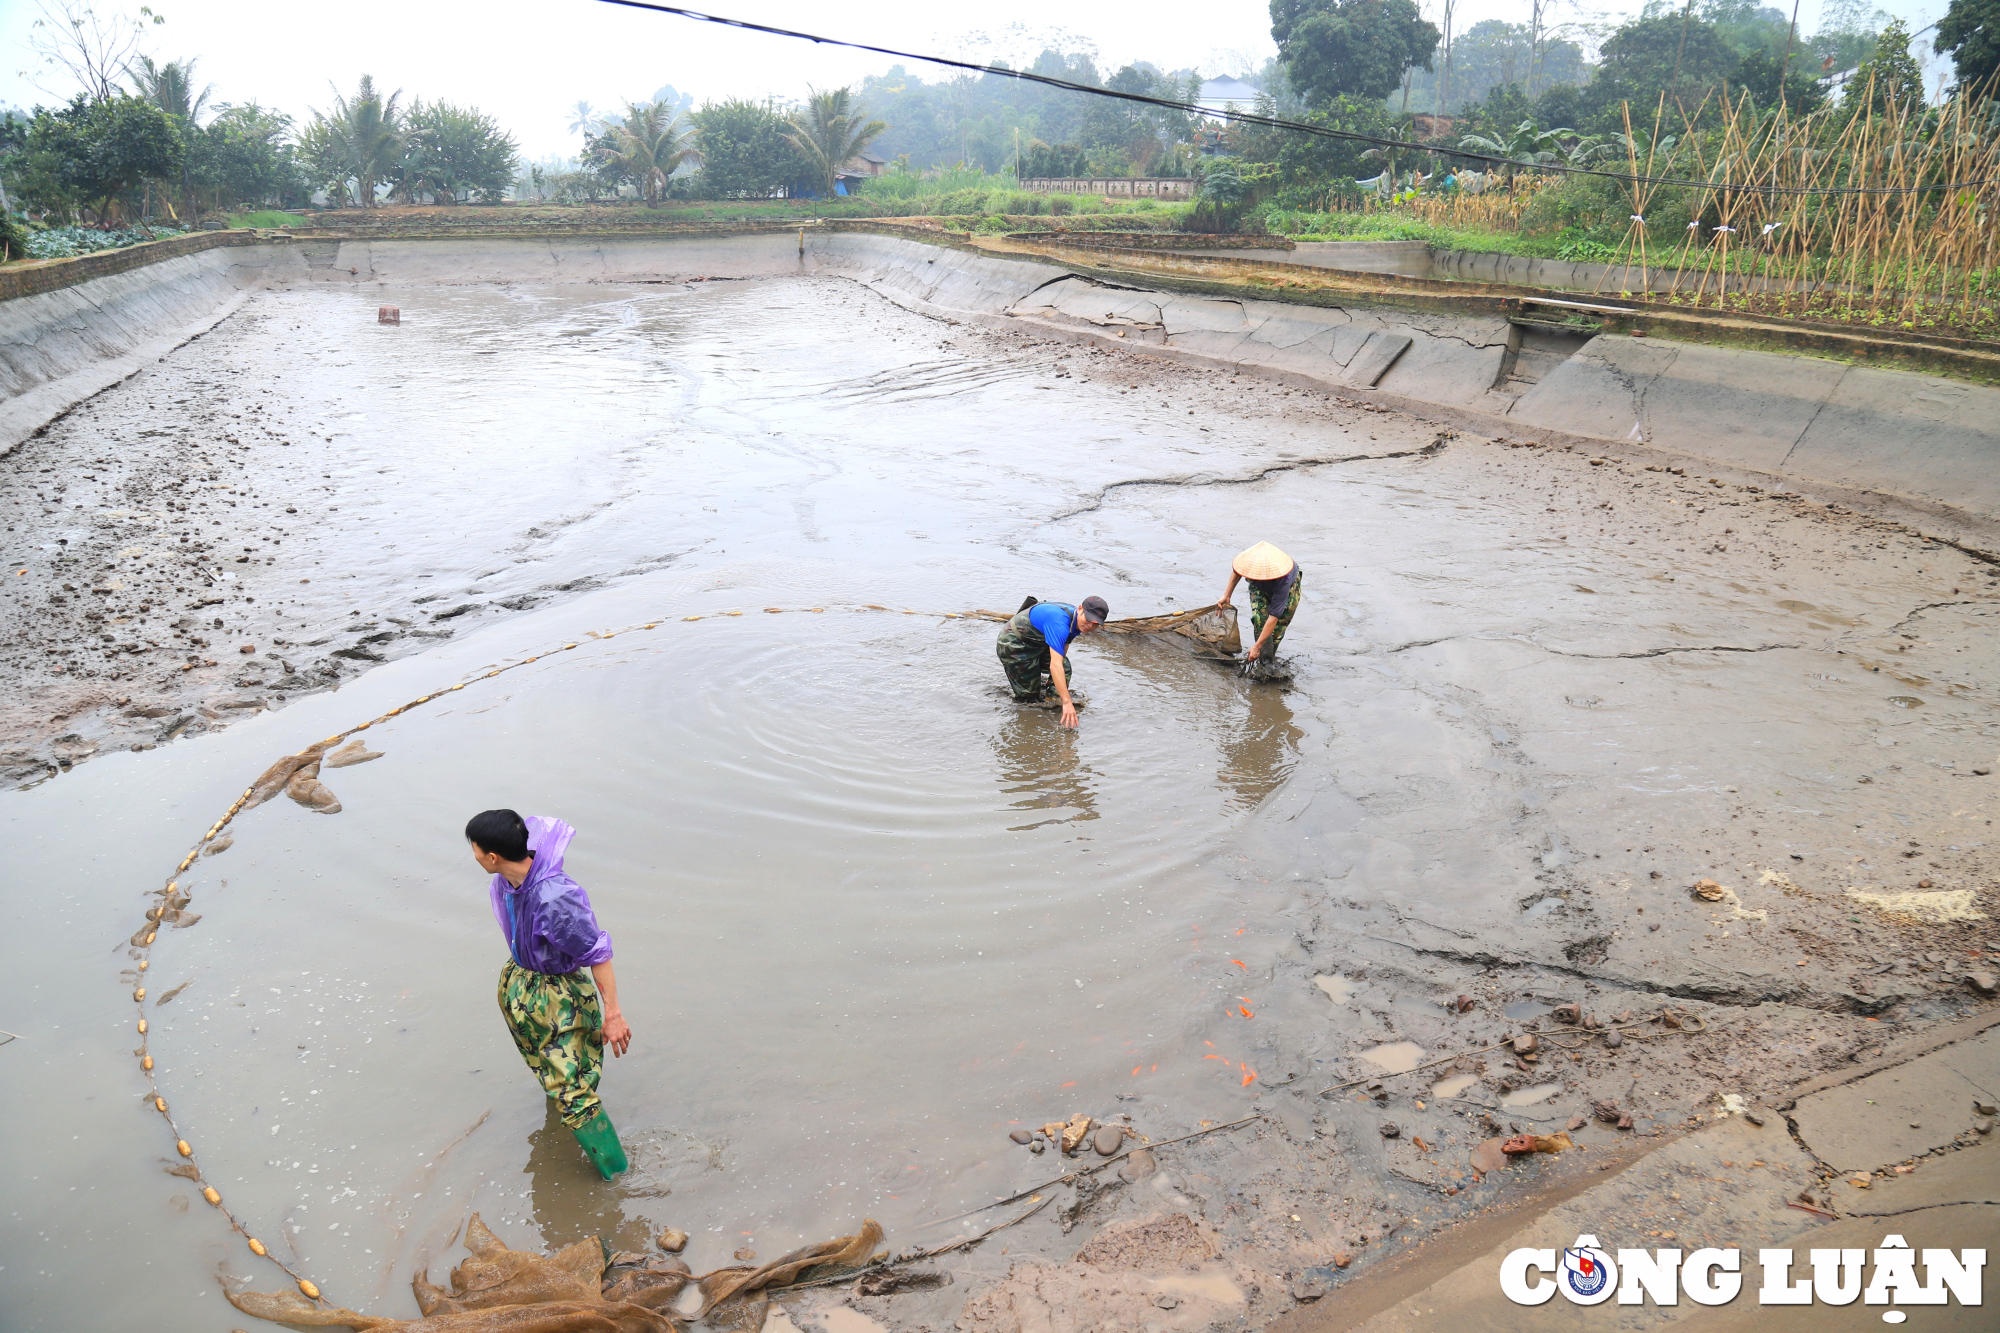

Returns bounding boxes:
[6,229,1999,537]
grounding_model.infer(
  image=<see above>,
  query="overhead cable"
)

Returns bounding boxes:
[593,0,1998,198]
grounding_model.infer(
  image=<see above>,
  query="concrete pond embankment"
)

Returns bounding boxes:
[3,223,1997,545]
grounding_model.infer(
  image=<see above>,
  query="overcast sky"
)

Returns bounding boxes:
[0,0,1957,160]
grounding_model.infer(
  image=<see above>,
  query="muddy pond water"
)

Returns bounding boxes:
[3,276,1990,1332]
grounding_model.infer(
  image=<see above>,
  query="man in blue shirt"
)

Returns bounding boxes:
[995,594,1108,728]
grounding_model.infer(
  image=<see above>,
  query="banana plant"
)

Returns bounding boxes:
[1456,119,1571,185]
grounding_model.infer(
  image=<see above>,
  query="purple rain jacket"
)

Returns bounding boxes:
[488,816,614,976]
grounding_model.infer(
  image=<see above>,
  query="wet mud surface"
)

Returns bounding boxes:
[2,275,1997,1333]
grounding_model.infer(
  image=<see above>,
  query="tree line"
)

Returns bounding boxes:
[5,0,1998,236]
[0,63,520,224]
[1267,0,1989,122]
[1169,0,1995,218]
[552,88,887,203]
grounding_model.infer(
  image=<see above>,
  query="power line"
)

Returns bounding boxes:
[593,0,1998,198]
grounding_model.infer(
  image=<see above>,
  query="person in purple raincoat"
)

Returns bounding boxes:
[466,808,631,1179]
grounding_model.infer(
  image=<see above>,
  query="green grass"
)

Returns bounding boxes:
[229,210,309,228]
[1263,208,1574,259]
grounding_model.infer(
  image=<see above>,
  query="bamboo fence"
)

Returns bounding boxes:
[1599,79,2000,335]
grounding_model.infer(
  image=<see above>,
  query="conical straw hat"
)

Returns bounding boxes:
[1232,541,1294,580]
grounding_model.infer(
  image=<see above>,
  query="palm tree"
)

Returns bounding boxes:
[595,99,699,205]
[128,55,212,123]
[127,55,212,220]
[320,74,404,208]
[784,87,886,198]
[567,100,599,137]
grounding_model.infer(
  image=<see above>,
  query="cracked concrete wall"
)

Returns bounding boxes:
[0,243,305,452]
[295,233,808,285]
[812,230,1057,315]
[1510,336,2000,523]
[805,232,1514,404]
[6,227,1997,528]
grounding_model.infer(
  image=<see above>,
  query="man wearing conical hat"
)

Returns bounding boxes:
[1218,541,1301,664]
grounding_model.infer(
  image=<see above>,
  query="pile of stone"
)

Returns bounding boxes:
[1006,1113,1133,1157]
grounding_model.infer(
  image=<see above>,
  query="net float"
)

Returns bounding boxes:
[176,1139,191,1157]
[134,988,146,1002]
[298,1280,321,1300]
[137,960,148,971]
[203,1187,220,1205]
[137,1019,147,1035]
[148,906,163,921]
[248,1237,266,1256]
[142,1055,153,1071]
[144,933,156,945]
[154,1097,167,1112]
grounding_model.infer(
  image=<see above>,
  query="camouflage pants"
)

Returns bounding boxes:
[995,627,1074,702]
[498,961,604,1130]
[1249,570,1304,656]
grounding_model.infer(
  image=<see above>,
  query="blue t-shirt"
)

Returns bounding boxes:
[1027,602,1076,656]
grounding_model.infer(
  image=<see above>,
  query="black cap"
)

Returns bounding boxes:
[1079,595,1109,623]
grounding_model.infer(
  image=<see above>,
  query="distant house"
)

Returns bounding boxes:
[1196,76,1263,118]
[834,151,888,195]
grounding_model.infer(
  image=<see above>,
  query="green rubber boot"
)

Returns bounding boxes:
[571,1108,628,1180]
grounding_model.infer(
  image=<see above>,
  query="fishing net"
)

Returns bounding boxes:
[224,1213,884,1332]
[1099,605,1241,656]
